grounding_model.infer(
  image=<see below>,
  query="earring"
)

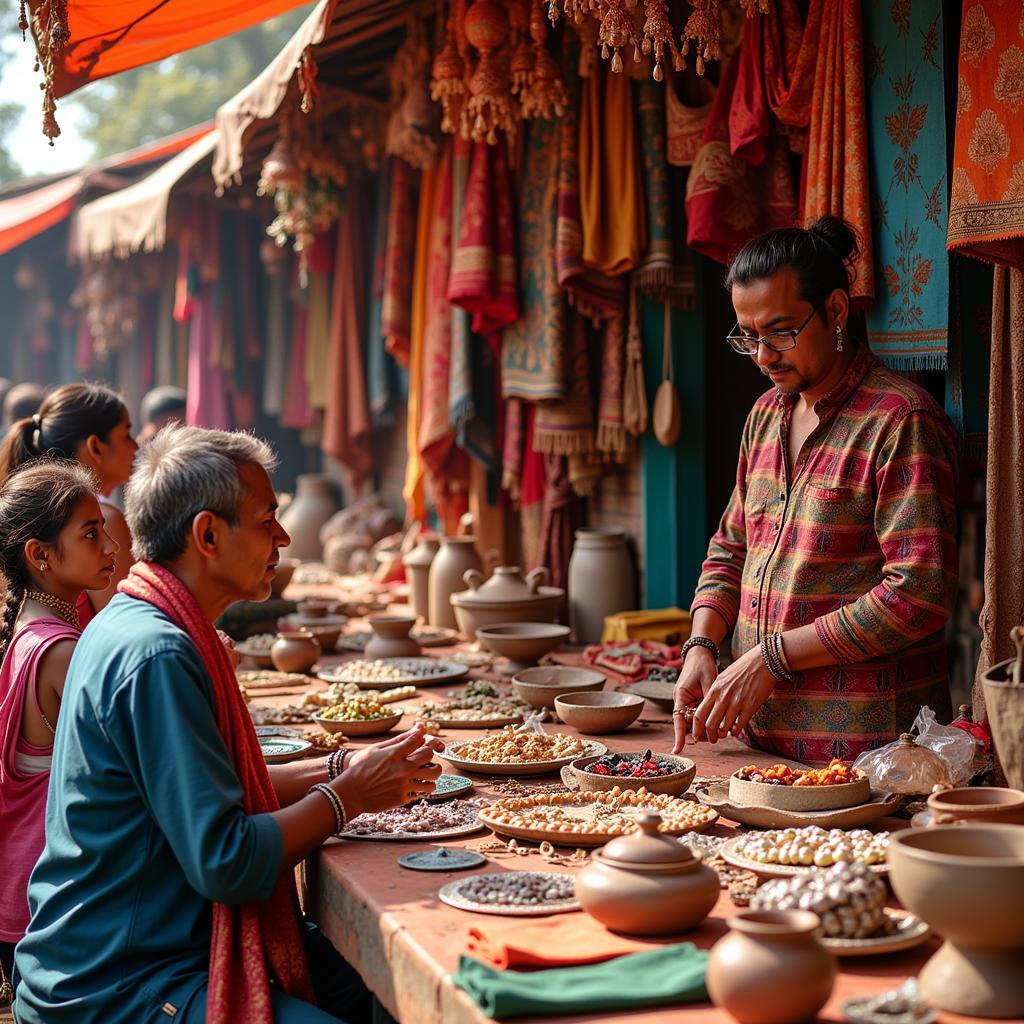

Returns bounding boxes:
[835,323,844,352]
[39,562,47,571]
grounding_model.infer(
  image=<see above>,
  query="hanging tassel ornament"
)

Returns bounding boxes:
[430,0,468,134]
[679,0,722,75]
[640,0,684,81]
[739,0,770,14]
[297,47,320,114]
[596,0,638,74]
[520,1,566,120]
[509,0,534,101]
[30,0,71,142]
[462,0,517,145]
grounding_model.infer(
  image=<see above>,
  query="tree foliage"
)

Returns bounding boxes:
[71,6,313,159]
[0,0,24,183]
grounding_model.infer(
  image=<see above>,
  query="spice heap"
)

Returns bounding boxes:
[306,729,349,752]
[319,698,397,722]
[416,680,528,722]
[448,726,585,764]
[240,633,277,652]
[454,871,575,907]
[344,799,478,836]
[483,788,717,835]
[734,827,890,868]
[735,759,861,787]
[585,749,679,778]
[751,862,888,939]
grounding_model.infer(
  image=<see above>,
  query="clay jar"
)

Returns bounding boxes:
[402,534,440,623]
[428,537,483,630]
[567,528,636,644]
[451,565,563,638]
[270,631,320,674]
[278,475,339,562]
[576,813,719,936]
[926,785,1024,826]
[707,909,836,1024]
[364,614,421,659]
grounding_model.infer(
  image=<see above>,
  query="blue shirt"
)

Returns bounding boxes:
[14,594,283,1024]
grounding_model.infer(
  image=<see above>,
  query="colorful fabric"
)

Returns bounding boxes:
[596,313,628,460]
[448,135,475,437]
[582,640,682,681]
[665,74,714,167]
[502,117,567,401]
[864,1,948,368]
[534,312,595,456]
[119,564,312,1024]
[304,232,334,412]
[365,178,398,429]
[693,344,959,764]
[0,619,80,943]
[381,157,418,355]
[501,396,526,501]
[536,454,582,618]
[580,66,646,277]
[186,285,232,430]
[947,1,1024,268]
[280,287,313,431]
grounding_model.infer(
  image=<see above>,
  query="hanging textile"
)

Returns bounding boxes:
[946,256,993,454]
[665,72,714,167]
[381,157,419,361]
[534,312,594,456]
[365,176,396,430]
[304,231,335,412]
[973,267,1024,723]
[580,65,645,277]
[758,0,815,149]
[448,135,475,438]
[537,453,581,619]
[596,313,628,461]
[502,116,567,401]
[864,1,948,368]
[947,1,1024,268]
[635,78,697,309]
[155,256,177,386]
[323,194,374,485]
[185,285,231,430]
[519,404,548,568]
[502,396,526,500]
[262,263,290,418]
[280,288,313,431]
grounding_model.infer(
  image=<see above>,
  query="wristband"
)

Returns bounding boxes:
[326,748,352,781]
[759,633,795,684]
[309,782,348,834]
[681,636,720,665]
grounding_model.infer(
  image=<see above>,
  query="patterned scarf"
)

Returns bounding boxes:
[381,157,419,359]
[534,312,595,457]
[119,563,313,1024]
[596,313,628,461]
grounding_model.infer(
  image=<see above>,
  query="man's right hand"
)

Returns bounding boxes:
[672,647,718,754]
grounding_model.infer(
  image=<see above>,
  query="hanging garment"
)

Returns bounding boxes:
[534,312,595,457]
[261,262,290,418]
[381,157,419,357]
[365,176,397,429]
[185,285,231,430]
[595,313,628,461]
[304,231,334,413]
[665,71,714,167]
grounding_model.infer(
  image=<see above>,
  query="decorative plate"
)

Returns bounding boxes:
[440,740,608,777]
[398,848,486,872]
[339,818,485,842]
[254,725,305,739]
[696,784,901,830]
[237,670,310,689]
[718,836,889,878]
[821,910,931,958]
[424,774,475,802]
[318,658,469,689]
[438,873,579,916]
[259,736,313,763]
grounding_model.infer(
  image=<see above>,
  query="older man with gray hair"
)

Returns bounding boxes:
[15,424,438,1024]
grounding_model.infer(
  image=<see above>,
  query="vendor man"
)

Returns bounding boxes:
[672,217,958,765]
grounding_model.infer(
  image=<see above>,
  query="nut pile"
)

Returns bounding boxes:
[585,749,680,778]
[325,658,454,684]
[344,799,478,836]
[416,681,528,722]
[319,698,397,722]
[735,758,860,787]
[306,729,349,752]
[734,827,889,867]
[240,633,277,652]
[751,862,888,938]
[448,726,585,764]
[305,682,416,707]
[455,871,575,906]
[482,788,718,835]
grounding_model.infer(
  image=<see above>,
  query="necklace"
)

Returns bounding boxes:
[24,590,81,628]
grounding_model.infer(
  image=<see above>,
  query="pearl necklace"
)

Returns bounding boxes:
[25,590,81,628]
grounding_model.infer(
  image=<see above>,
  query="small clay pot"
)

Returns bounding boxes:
[296,599,332,619]
[926,785,1024,827]
[707,909,836,1024]
[364,614,421,659]
[269,557,300,597]
[271,631,320,674]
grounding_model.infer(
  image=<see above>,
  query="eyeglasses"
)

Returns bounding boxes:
[725,306,819,355]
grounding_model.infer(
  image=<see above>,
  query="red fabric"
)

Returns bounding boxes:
[118,563,314,1024]
[75,591,95,629]
[0,619,80,943]
[582,640,682,681]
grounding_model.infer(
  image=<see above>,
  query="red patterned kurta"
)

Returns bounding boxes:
[693,344,958,764]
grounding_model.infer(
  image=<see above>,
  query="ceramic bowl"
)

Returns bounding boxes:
[297,599,334,619]
[728,770,871,812]
[452,596,562,639]
[563,752,696,796]
[554,691,645,734]
[475,622,571,674]
[925,785,1024,826]
[311,712,403,736]
[512,666,607,710]
[295,622,342,652]
[269,557,301,597]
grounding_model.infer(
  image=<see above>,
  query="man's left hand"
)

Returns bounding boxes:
[690,646,777,744]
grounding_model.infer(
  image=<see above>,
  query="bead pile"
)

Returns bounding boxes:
[454,871,575,907]
[447,726,585,764]
[343,799,478,836]
[734,827,889,867]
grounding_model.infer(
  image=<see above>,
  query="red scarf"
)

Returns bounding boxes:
[119,562,314,1024]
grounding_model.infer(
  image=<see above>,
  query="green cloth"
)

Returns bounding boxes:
[452,944,708,1020]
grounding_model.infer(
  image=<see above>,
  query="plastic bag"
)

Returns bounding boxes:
[854,707,976,793]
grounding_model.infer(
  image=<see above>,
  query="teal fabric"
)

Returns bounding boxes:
[14,594,283,1024]
[452,944,709,1020]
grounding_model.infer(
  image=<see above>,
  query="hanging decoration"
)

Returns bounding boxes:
[640,0,683,82]
[462,0,517,144]
[595,0,637,74]
[431,0,468,134]
[70,261,144,359]
[520,2,567,119]
[23,0,70,141]
[680,0,723,75]
[388,17,440,169]
[297,47,320,115]
[509,0,534,101]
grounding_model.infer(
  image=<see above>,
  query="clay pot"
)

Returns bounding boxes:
[577,813,719,936]
[512,666,607,710]
[428,537,483,630]
[270,631,320,673]
[707,910,836,1024]
[926,785,1024,827]
[365,614,421,659]
[402,534,440,624]
[278,475,340,562]
[296,600,332,619]
[981,659,1024,791]
[451,565,563,638]
[554,691,644,734]
[474,622,570,674]
[567,528,637,644]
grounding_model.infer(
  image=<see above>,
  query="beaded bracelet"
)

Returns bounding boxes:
[759,633,795,684]
[309,782,348,835]
[326,748,351,781]
[681,636,720,665]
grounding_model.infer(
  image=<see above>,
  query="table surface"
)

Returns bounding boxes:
[248,592,1012,1024]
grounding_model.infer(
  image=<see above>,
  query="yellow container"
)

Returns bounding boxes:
[600,608,691,646]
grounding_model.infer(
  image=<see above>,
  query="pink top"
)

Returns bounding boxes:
[0,618,81,942]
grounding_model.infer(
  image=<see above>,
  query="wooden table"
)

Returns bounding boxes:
[247,607,1009,1024]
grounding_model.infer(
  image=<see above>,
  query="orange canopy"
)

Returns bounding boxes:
[27,0,316,99]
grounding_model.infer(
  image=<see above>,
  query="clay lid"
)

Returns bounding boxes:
[453,566,563,607]
[597,813,700,869]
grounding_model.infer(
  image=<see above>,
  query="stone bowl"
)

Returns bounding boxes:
[512,666,607,710]
[562,752,697,796]
[475,622,571,674]
[888,824,1024,1019]
[554,691,645,734]
[269,557,301,597]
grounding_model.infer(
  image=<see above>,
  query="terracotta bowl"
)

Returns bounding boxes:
[728,770,871,812]
[925,785,1024,826]
[294,622,342,652]
[311,712,403,736]
[888,824,1024,1019]
[269,557,301,597]
[512,666,607,710]
[562,752,697,796]
[297,599,333,619]
[554,691,645,734]
[475,622,571,674]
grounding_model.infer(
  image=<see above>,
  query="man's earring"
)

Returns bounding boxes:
[39,562,47,571]
[835,323,844,352]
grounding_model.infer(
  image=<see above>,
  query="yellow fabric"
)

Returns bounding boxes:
[601,607,692,645]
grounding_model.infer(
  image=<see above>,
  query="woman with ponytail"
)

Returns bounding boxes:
[0,383,138,623]
[0,462,118,992]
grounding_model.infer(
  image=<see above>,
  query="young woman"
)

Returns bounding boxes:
[0,461,119,989]
[0,383,137,623]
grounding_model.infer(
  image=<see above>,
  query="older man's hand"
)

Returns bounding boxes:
[340,725,442,817]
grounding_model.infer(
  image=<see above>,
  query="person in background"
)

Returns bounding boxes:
[138,385,187,444]
[2,383,45,430]
[15,424,441,1024]
[0,383,138,623]
[0,462,118,993]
